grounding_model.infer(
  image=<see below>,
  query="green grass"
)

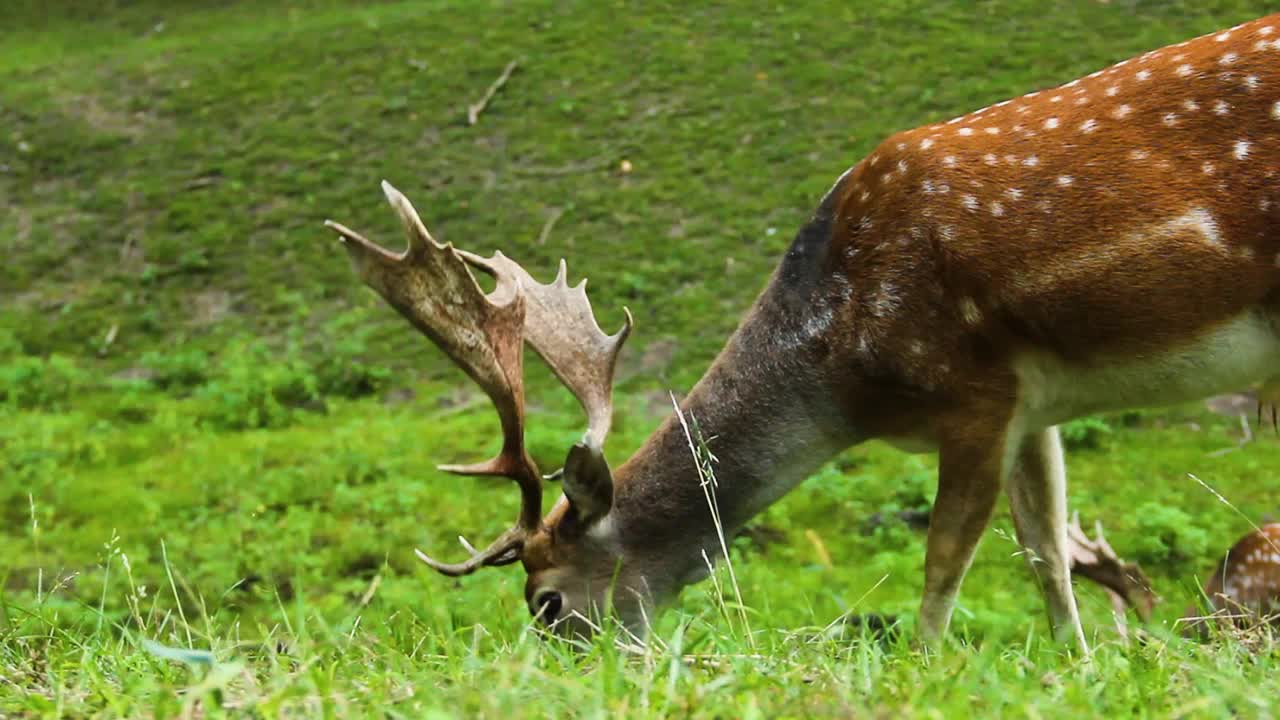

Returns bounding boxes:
[3,0,1279,716]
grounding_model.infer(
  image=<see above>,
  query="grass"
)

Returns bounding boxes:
[3,0,1279,716]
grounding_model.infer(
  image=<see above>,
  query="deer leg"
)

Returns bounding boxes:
[1006,426,1088,652]
[918,425,1007,646]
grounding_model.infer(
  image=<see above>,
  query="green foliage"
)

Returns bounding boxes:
[141,348,212,391]
[1131,502,1213,568]
[0,353,87,410]
[305,309,392,399]
[0,328,23,359]
[1061,416,1114,451]
[193,339,319,430]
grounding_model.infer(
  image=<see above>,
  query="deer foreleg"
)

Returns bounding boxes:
[1006,426,1089,653]
[919,422,1006,646]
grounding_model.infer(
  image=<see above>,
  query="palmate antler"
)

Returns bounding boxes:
[1067,513,1159,631]
[325,182,630,575]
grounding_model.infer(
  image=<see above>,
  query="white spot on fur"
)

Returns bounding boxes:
[1202,162,1215,175]
[1272,101,1280,119]
[1245,75,1260,90]
[1057,175,1074,187]
[1106,86,1119,97]
[959,298,982,325]
[985,127,1000,135]
[898,159,909,174]
[921,138,935,150]
[958,127,974,136]
[1219,52,1238,65]
[1176,64,1194,77]
[1163,113,1180,126]
[962,195,978,211]
[1023,155,1039,167]
[1007,188,1023,200]
[1216,31,1231,42]
[1170,207,1224,249]
[990,201,1005,217]
[984,153,998,165]
[1183,99,1200,112]
[1079,119,1098,133]
[943,155,957,167]
[1234,140,1251,159]
[1213,100,1231,115]
[1136,69,1151,81]
[1051,95,1063,103]
[1112,104,1132,119]
[1044,117,1060,130]
[1075,96,1090,106]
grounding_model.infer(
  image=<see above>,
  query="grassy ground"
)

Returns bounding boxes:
[3,1,1279,716]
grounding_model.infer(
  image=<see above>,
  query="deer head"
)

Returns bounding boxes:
[326,182,642,637]
[1067,513,1159,629]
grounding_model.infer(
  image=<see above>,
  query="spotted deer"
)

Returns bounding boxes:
[1183,523,1280,635]
[326,14,1280,652]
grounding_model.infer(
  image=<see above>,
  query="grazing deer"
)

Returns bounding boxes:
[1065,514,1158,640]
[326,14,1280,652]
[1182,523,1280,635]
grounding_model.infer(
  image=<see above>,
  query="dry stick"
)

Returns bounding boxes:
[536,207,565,245]
[467,60,518,126]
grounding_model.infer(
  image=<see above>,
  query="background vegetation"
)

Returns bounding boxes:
[3,1,1277,716]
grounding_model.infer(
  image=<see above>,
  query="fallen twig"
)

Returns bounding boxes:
[537,207,565,245]
[467,60,518,126]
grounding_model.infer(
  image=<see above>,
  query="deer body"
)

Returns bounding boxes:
[329,15,1280,652]
[1186,523,1280,633]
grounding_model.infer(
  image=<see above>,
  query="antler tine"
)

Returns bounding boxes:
[460,251,633,450]
[414,528,524,576]
[1093,519,1119,560]
[326,182,544,573]
[1066,513,1159,623]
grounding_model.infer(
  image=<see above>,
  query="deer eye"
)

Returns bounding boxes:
[533,591,563,623]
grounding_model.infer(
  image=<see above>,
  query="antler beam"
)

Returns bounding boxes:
[325,181,630,575]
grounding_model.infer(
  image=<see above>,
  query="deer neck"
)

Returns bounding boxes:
[608,209,861,581]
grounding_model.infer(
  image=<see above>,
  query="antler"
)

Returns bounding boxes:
[461,252,632,449]
[1067,512,1158,625]
[324,181,630,576]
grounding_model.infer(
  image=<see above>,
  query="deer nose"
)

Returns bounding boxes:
[532,590,564,624]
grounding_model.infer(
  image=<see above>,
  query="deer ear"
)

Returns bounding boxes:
[561,441,614,525]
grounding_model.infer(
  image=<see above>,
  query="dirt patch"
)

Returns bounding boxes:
[63,94,151,139]
[191,289,234,326]
[619,337,677,383]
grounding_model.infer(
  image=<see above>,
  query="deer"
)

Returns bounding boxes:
[324,13,1280,653]
[1065,514,1158,640]
[1182,523,1280,636]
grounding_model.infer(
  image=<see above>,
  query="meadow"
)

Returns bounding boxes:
[2,1,1279,716]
